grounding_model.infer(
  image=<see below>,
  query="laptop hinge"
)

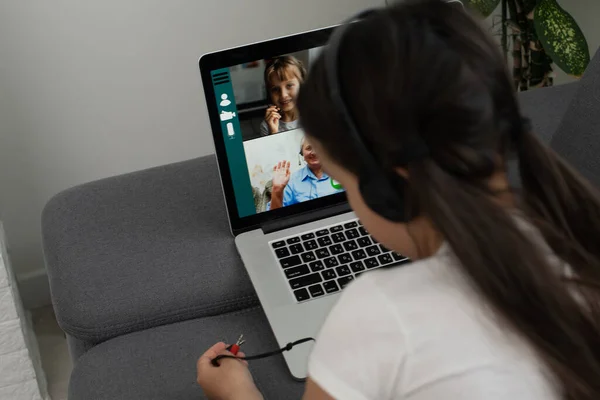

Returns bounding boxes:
[262,203,351,234]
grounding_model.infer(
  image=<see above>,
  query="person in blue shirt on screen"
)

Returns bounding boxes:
[268,137,343,210]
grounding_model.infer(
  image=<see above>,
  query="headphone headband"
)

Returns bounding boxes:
[324,9,430,168]
[323,9,421,222]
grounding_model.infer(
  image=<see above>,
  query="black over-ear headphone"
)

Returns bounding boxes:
[323,10,430,222]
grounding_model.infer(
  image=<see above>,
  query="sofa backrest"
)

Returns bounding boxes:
[550,49,600,187]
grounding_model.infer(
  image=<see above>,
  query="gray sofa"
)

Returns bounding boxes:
[42,49,600,400]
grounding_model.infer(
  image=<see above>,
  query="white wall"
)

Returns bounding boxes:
[0,0,384,306]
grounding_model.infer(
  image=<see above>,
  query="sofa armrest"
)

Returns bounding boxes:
[42,155,258,342]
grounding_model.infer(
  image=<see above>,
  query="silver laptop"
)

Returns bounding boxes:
[199,26,410,380]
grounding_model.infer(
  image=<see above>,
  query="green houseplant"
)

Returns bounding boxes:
[465,0,590,90]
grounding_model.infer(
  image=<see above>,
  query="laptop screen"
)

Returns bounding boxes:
[207,46,345,220]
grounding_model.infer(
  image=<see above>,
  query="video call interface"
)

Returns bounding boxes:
[214,46,345,216]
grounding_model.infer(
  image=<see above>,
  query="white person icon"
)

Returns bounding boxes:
[220,94,232,107]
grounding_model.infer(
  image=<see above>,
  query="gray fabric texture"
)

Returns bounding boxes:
[68,307,305,400]
[42,156,259,342]
[66,334,96,363]
[519,82,579,144]
[550,49,600,186]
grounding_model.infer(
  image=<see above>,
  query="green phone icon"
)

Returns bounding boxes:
[330,178,343,190]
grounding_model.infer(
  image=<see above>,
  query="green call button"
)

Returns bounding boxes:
[330,178,343,190]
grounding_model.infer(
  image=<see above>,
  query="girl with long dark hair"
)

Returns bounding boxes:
[197,1,600,398]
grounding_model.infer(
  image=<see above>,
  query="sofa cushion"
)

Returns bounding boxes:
[550,49,600,186]
[68,306,305,400]
[42,156,259,342]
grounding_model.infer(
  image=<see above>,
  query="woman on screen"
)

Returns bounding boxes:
[260,56,307,136]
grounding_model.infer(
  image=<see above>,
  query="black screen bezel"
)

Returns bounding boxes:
[199,26,348,234]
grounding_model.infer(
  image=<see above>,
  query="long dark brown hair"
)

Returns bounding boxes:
[298,0,600,398]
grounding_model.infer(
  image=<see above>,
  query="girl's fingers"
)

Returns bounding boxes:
[236,351,248,366]
[197,342,227,367]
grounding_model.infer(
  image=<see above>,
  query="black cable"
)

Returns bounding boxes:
[211,337,315,367]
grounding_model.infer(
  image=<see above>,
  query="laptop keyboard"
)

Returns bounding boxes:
[269,219,410,303]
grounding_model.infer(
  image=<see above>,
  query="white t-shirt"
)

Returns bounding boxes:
[308,234,563,399]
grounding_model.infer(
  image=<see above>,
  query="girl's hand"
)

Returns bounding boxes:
[265,105,281,134]
[197,342,263,400]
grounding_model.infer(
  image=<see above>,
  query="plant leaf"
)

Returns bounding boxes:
[534,0,590,76]
[464,0,502,17]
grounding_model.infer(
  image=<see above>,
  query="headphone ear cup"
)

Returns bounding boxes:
[358,172,409,222]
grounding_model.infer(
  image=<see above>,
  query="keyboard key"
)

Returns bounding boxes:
[358,226,368,236]
[338,254,352,264]
[301,233,315,240]
[287,237,301,245]
[289,273,322,290]
[329,244,344,255]
[351,249,367,260]
[392,252,408,262]
[294,288,310,302]
[301,252,316,263]
[366,245,381,257]
[272,240,286,249]
[337,275,354,289]
[335,265,351,276]
[343,240,358,251]
[330,225,343,233]
[350,261,365,273]
[323,281,340,293]
[309,260,325,272]
[308,284,325,297]
[357,237,371,247]
[316,248,330,259]
[332,232,346,243]
[324,257,339,268]
[285,264,310,279]
[304,240,318,250]
[280,255,302,269]
[290,244,304,254]
[316,229,329,237]
[365,257,379,269]
[345,229,360,239]
[344,221,358,229]
[378,253,393,265]
[275,247,290,258]
[322,270,337,280]
[317,236,332,247]
[379,244,390,253]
